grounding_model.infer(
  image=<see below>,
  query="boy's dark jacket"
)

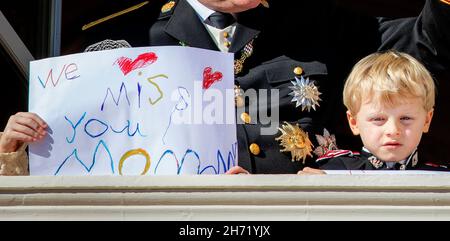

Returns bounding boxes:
[318,149,449,171]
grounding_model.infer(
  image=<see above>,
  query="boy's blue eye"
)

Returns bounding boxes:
[371,117,385,122]
[400,116,413,121]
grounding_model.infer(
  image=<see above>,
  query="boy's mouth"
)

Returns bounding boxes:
[382,141,402,148]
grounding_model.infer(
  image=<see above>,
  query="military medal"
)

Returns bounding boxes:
[275,122,313,163]
[234,40,254,75]
[289,76,321,112]
[313,128,338,157]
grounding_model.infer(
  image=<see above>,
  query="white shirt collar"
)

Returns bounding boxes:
[185,0,237,52]
[186,0,215,22]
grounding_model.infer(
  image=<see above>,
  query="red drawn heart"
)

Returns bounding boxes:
[115,52,158,76]
[202,67,223,89]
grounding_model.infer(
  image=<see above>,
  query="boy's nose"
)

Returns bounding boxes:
[385,119,401,137]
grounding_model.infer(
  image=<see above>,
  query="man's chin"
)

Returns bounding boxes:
[199,0,261,13]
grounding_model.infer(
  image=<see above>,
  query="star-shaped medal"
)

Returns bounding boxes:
[289,76,322,112]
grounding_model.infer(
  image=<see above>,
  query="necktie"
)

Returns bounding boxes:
[204,12,235,29]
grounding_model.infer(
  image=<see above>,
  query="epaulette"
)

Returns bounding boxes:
[316,149,360,162]
[82,1,150,31]
[158,0,179,20]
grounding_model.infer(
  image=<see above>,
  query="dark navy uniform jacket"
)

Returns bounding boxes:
[148,0,331,173]
[83,0,450,173]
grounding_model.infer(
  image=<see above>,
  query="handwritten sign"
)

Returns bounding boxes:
[29,46,237,176]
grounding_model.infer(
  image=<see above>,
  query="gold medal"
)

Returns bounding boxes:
[275,122,313,163]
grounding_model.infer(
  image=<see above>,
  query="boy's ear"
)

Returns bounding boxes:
[346,110,360,135]
[422,109,434,133]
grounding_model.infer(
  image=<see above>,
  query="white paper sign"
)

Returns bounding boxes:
[29,46,237,176]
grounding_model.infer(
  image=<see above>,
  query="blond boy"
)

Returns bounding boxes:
[306,51,448,171]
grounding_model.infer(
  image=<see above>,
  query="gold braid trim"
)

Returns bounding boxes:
[82,1,149,31]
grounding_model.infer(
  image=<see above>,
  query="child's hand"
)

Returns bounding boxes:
[0,112,47,153]
[225,166,250,174]
[297,167,326,175]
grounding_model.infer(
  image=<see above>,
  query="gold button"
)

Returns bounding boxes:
[235,96,245,108]
[240,112,251,124]
[249,143,261,156]
[294,66,303,75]
[224,41,231,48]
[223,32,229,38]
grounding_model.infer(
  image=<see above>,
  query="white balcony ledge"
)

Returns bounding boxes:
[0,174,450,220]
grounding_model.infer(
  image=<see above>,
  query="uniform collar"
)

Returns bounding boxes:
[361,147,419,170]
[164,0,260,54]
[165,0,219,50]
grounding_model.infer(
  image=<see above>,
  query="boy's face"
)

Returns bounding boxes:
[347,97,433,162]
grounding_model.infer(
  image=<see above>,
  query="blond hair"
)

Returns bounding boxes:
[343,50,435,115]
